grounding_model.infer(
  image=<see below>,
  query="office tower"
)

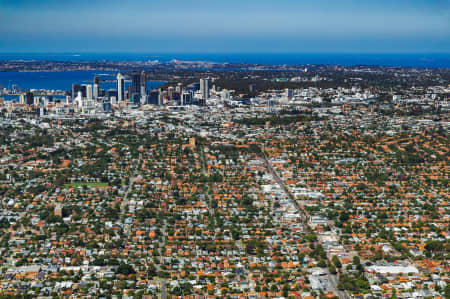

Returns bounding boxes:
[93,76,100,100]
[140,95,148,106]
[158,89,165,106]
[117,73,125,102]
[93,86,99,101]
[140,71,147,105]
[200,78,209,102]
[93,84,99,100]
[176,83,182,93]
[75,91,83,108]
[132,94,141,105]
[85,84,92,101]
[126,85,132,100]
[80,85,87,98]
[129,70,147,105]
[25,92,34,105]
[181,92,192,106]
[129,70,144,102]
[130,71,141,96]
[140,71,147,95]
[168,86,175,101]
[149,90,159,105]
[72,83,81,99]
[102,99,112,113]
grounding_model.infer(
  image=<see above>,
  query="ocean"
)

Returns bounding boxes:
[1,53,449,68]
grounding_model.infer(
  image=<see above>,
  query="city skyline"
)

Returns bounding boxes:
[1,0,449,53]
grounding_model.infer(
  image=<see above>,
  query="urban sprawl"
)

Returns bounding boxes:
[0,62,449,299]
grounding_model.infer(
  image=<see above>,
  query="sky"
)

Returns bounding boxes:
[0,0,449,53]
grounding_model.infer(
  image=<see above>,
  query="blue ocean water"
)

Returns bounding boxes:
[1,53,449,68]
[0,71,166,92]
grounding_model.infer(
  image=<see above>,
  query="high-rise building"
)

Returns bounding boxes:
[129,70,148,105]
[74,91,83,108]
[168,86,175,101]
[140,71,147,95]
[117,73,125,102]
[149,90,159,105]
[158,88,164,106]
[93,76,100,100]
[181,92,192,106]
[176,83,182,93]
[80,85,87,98]
[140,71,147,105]
[102,99,112,113]
[130,71,141,97]
[200,78,209,103]
[72,83,81,99]
[93,84,99,100]
[25,92,34,105]
[85,84,92,101]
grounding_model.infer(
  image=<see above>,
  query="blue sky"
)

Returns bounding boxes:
[0,0,449,53]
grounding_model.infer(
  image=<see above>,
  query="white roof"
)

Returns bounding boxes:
[366,265,419,274]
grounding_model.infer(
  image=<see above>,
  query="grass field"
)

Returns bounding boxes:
[64,182,109,188]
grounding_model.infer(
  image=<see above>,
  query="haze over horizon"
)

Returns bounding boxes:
[1,0,449,54]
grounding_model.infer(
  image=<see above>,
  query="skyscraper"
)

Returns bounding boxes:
[80,85,87,98]
[140,71,147,95]
[72,83,81,100]
[93,77,99,101]
[140,71,147,104]
[149,90,159,105]
[85,84,92,101]
[181,92,192,106]
[25,92,34,105]
[129,70,148,104]
[130,71,141,97]
[93,84,99,100]
[117,73,125,102]
[200,78,209,103]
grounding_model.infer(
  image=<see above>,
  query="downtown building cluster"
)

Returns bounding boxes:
[70,72,213,114]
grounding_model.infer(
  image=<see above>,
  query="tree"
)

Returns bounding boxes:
[332,255,342,268]
[116,262,136,275]
[329,264,337,274]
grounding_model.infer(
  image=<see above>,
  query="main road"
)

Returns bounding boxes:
[259,145,349,299]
